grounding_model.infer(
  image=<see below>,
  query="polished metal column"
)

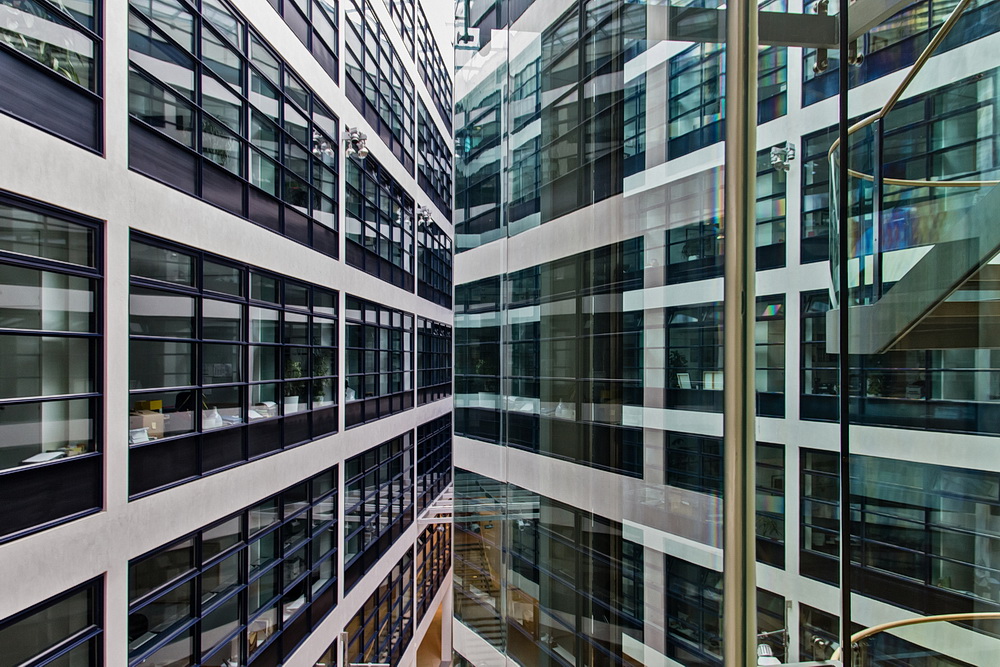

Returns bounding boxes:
[722,0,758,662]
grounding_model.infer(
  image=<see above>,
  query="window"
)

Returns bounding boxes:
[483,483,643,666]
[665,434,785,566]
[799,604,839,662]
[0,194,102,541]
[666,298,783,415]
[344,0,415,172]
[128,468,337,666]
[665,433,723,495]
[754,149,787,270]
[666,303,724,412]
[344,154,415,290]
[0,579,102,667]
[417,414,452,512]
[802,288,1000,434]
[801,125,837,263]
[455,277,502,442]
[801,290,838,421]
[665,556,723,664]
[0,0,102,149]
[623,75,646,177]
[313,637,337,666]
[270,0,339,82]
[127,0,340,258]
[667,21,787,158]
[665,154,786,283]
[802,0,1000,106]
[756,296,785,418]
[536,0,627,224]
[416,2,452,131]
[418,318,452,405]
[417,219,453,308]
[416,523,452,622]
[756,443,785,568]
[344,296,414,427]
[455,79,502,251]
[345,551,413,667]
[343,432,414,590]
[800,448,840,584]
[384,0,414,58]
[417,99,454,219]
[503,240,645,475]
[128,234,338,496]
[665,556,788,667]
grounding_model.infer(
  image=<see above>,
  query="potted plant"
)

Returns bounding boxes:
[284,358,305,414]
[312,352,332,407]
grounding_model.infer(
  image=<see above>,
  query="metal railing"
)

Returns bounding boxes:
[828,0,999,189]
[829,612,1000,663]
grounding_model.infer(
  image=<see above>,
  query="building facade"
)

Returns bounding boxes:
[0,0,455,665]
[452,0,1000,664]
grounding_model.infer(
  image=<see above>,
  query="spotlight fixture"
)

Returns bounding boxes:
[342,128,369,159]
[311,129,335,159]
[416,206,432,225]
[769,141,796,173]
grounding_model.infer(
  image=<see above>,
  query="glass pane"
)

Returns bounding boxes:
[0,265,95,332]
[0,398,94,471]
[0,204,95,267]
[0,587,93,667]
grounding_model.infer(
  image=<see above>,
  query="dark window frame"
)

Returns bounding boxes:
[127,0,341,259]
[346,551,414,666]
[415,523,452,622]
[128,232,338,498]
[417,98,454,219]
[0,0,104,152]
[269,0,340,83]
[127,467,338,666]
[344,0,416,173]
[344,295,414,427]
[345,154,415,291]
[343,432,414,590]
[416,413,452,512]
[416,1,452,132]
[0,576,104,667]
[417,220,453,308]
[0,191,104,543]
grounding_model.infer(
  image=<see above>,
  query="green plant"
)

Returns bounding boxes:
[284,358,304,398]
[312,352,331,399]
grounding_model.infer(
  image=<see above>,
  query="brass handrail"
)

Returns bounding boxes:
[829,611,1000,662]
[828,0,999,189]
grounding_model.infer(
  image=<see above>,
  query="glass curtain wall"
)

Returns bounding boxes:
[453,0,1000,663]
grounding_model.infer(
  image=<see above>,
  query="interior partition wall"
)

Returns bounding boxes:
[453,0,1000,664]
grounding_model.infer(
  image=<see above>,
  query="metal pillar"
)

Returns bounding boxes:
[722,0,758,663]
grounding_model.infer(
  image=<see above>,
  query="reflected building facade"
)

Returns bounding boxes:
[453,0,1000,664]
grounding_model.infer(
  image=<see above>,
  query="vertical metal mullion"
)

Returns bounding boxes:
[838,0,854,660]
[722,0,758,663]
[873,119,884,300]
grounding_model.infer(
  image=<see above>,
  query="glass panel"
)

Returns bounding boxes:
[0,0,97,90]
[0,265,95,332]
[0,587,93,667]
[0,204,95,267]
[0,335,93,398]
[0,398,94,471]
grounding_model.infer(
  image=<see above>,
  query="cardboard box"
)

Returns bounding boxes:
[130,410,165,439]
